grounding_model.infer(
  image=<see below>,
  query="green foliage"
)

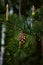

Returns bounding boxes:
[2,14,37,65]
[32,21,43,35]
[4,33,36,65]
[34,8,43,21]
[0,0,43,65]
[1,12,41,65]
[0,3,42,64]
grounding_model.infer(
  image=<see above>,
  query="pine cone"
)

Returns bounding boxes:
[19,32,26,43]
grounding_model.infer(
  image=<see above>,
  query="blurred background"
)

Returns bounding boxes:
[0,0,43,65]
